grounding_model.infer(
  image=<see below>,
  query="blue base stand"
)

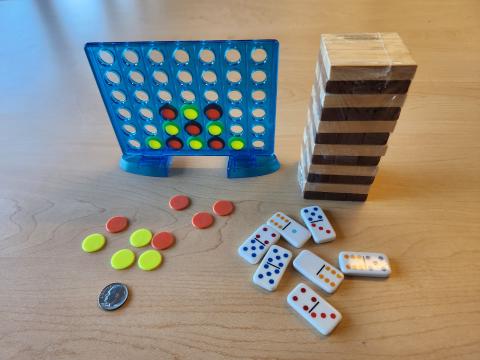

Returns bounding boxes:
[119,155,171,177]
[119,154,280,178]
[227,154,281,178]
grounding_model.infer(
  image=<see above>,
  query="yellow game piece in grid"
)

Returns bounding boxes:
[130,228,152,248]
[138,249,162,271]
[111,248,135,270]
[82,233,106,253]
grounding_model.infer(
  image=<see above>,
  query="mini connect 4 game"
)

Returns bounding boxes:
[85,40,280,178]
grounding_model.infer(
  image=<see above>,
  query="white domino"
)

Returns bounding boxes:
[287,282,342,335]
[338,251,391,277]
[238,224,280,264]
[300,206,336,244]
[267,212,311,248]
[293,250,344,294]
[252,245,292,291]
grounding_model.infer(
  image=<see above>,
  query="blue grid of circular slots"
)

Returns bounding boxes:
[85,40,279,157]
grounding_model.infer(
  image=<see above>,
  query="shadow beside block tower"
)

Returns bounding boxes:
[298,33,417,201]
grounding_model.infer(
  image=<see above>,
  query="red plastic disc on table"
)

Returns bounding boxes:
[105,216,129,233]
[212,200,235,216]
[192,212,214,229]
[151,231,175,250]
[169,195,190,211]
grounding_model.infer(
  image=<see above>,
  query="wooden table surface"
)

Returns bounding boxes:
[1,1,479,359]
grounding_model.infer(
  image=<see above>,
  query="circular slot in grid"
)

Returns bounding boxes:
[157,90,172,103]
[228,137,245,150]
[251,70,267,84]
[144,124,157,135]
[98,49,114,65]
[128,139,141,149]
[139,107,154,121]
[252,139,265,150]
[184,121,202,136]
[228,107,243,120]
[252,108,266,120]
[225,48,241,64]
[177,70,193,85]
[199,48,215,64]
[174,49,189,64]
[111,90,126,103]
[181,90,196,103]
[251,48,267,63]
[208,137,225,150]
[159,104,178,120]
[134,90,149,103]
[163,121,180,136]
[204,103,223,120]
[181,104,199,120]
[123,49,139,65]
[227,90,242,103]
[105,70,121,85]
[148,49,164,64]
[167,136,183,150]
[146,136,163,150]
[201,70,217,84]
[122,124,136,136]
[207,121,224,136]
[117,107,132,121]
[188,136,205,150]
[226,70,241,84]
[129,70,144,85]
[153,70,168,85]
[204,90,219,102]
[252,124,266,135]
[252,90,266,102]
[230,124,243,135]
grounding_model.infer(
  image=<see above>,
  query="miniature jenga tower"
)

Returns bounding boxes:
[298,33,417,201]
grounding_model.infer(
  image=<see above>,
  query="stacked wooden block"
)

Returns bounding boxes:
[298,33,417,201]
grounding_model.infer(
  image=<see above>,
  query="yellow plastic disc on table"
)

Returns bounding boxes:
[138,249,162,271]
[129,228,152,248]
[82,233,106,253]
[111,248,136,270]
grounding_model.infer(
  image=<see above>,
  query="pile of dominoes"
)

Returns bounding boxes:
[238,207,391,335]
[298,33,417,201]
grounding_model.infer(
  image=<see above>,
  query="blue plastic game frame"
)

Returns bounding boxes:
[85,40,280,178]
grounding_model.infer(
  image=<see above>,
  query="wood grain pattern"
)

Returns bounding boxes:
[1,1,479,359]
[320,33,417,80]
[315,62,413,94]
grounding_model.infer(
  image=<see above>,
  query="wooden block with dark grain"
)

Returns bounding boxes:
[316,61,412,94]
[313,77,407,108]
[303,191,368,202]
[309,103,398,133]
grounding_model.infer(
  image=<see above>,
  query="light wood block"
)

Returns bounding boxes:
[311,143,388,157]
[303,180,372,194]
[320,32,417,80]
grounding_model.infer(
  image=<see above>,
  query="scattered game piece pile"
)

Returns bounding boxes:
[238,206,391,335]
[82,195,235,310]
[298,33,417,201]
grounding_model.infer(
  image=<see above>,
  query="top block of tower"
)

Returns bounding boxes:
[320,33,417,80]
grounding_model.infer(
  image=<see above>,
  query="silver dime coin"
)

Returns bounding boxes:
[98,283,129,311]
